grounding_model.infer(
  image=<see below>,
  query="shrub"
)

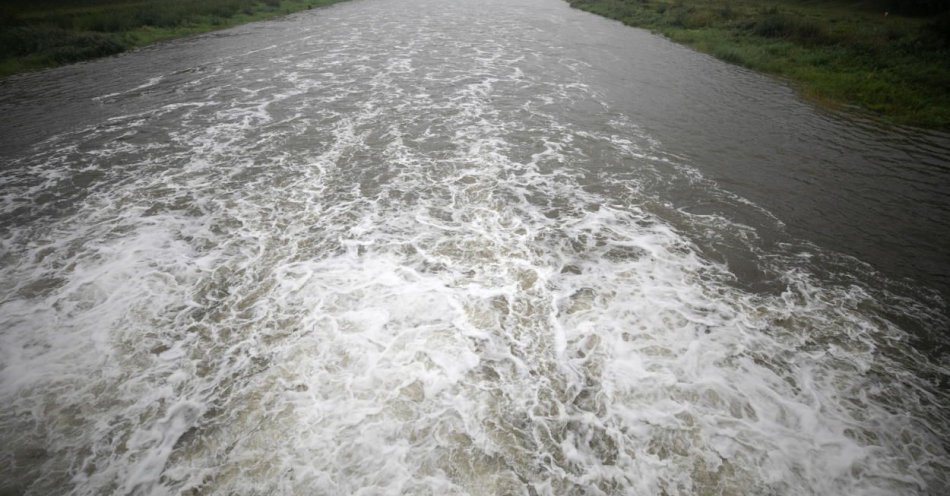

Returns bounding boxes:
[752,13,793,37]
[135,7,177,28]
[79,12,133,32]
[0,26,125,61]
[48,33,124,62]
[0,0,332,75]
[751,12,829,45]
[208,1,242,19]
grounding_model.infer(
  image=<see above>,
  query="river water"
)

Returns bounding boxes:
[1,0,949,494]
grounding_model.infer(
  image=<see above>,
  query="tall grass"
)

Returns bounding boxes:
[567,0,950,129]
[0,0,347,76]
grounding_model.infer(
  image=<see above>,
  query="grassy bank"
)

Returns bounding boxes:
[567,0,950,129]
[0,0,348,78]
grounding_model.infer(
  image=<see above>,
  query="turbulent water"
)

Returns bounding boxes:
[2,0,950,494]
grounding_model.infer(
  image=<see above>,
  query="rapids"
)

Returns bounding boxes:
[1,0,948,494]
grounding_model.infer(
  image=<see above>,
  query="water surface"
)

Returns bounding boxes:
[1,0,949,494]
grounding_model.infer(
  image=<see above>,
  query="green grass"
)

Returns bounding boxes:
[0,0,349,77]
[566,0,950,129]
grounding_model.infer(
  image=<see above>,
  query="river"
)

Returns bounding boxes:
[1,0,949,494]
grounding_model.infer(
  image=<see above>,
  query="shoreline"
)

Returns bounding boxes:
[566,0,950,130]
[0,0,350,78]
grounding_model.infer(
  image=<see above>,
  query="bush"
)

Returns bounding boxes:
[751,12,829,45]
[79,11,133,32]
[0,25,125,61]
[0,0,336,75]
[0,26,36,58]
[208,0,242,19]
[752,13,793,37]
[48,33,124,62]
[135,7,180,28]
[718,5,735,20]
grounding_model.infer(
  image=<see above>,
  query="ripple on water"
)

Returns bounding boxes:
[1,0,948,494]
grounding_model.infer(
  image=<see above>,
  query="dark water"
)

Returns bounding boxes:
[1,0,948,494]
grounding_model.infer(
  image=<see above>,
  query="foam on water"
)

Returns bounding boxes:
[1,0,948,494]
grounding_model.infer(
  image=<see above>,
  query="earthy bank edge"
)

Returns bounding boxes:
[0,0,349,78]
[566,0,950,130]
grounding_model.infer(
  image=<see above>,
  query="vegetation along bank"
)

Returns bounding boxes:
[0,0,349,78]
[566,0,950,129]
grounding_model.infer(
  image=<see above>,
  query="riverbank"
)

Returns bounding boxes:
[566,0,950,129]
[0,0,348,78]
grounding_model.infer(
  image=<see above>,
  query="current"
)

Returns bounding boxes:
[1,0,949,494]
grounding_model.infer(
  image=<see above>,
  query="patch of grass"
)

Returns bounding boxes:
[0,0,349,77]
[751,10,830,44]
[567,0,950,129]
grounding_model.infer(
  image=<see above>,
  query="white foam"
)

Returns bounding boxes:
[1,0,947,494]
